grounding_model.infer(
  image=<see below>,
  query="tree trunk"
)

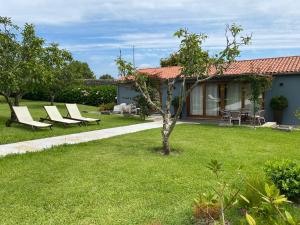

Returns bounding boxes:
[50,95,55,106]
[3,95,16,126]
[14,94,20,106]
[161,114,171,155]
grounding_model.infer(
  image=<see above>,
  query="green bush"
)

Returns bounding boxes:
[238,175,266,209]
[264,160,300,200]
[99,102,115,111]
[24,85,117,106]
[133,95,152,120]
[270,96,288,110]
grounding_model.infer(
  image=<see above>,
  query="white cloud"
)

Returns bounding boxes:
[1,0,300,25]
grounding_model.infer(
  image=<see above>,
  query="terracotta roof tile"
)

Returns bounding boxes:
[137,56,300,79]
[138,66,182,79]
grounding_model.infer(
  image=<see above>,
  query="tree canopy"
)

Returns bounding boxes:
[160,52,180,67]
[99,74,114,80]
[0,16,95,121]
[67,60,95,79]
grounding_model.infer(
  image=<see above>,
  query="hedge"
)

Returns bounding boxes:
[24,85,117,106]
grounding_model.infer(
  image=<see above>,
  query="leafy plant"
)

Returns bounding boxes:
[270,96,288,111]
[133,95,153,120]
[241,183,299,225]
[195,160,240,225]
[295,109,300,120]
[238,176,266,209]
[193,192,221,223]
[171,96,180,109]
[264,160,300,200]
[99,102,115,111]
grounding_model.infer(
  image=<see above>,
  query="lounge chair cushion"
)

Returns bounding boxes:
[66,104,99,122]
[44,106,81,124]
[13,106,52,127]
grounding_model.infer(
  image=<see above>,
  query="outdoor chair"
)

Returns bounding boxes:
[12,106,52,130]
[254,110,266,125]
[229,111,241,125]
[220,110,230,121]
[65,103,100,125]
[40,106,82,127]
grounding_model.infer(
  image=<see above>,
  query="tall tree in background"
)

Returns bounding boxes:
[160,52,180,67]
[67,60,95,79]
[99,74,114,80]
[116,24,251,155]
[42,43,74,105]
[0,17,44,124]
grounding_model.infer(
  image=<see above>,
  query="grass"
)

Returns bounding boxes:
[0,124,299,224]
[0,98,145,144]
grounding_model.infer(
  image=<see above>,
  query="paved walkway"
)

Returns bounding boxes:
[0,121,164,157]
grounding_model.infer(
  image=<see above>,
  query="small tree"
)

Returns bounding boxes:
[116,24,251,155]
[42,43,74,105]
[242,74,272,127]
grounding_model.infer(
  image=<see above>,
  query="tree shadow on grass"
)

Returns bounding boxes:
[147,145,184,156]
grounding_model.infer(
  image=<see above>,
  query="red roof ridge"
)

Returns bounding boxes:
[129,55,300,80]
[234,55,300,62]
[138,66,181,70]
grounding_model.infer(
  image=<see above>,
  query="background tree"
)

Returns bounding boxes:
[0,17,44,124]
[116,24,251,155]
[160,52,180,67]
[99,74,114,80]
[42,43,74,105]
[67,60,95,79]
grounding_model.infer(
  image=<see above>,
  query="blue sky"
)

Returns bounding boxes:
[1,0,300,77]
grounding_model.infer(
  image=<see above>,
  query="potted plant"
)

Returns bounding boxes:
[270,96,288,124]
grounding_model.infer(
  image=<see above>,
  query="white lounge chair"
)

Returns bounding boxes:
[12,106,52,130]
[41,106,82,126]
[65,104,100,124]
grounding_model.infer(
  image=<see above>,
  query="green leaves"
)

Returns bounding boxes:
[246,213,256,225]
[207,159,223,177]
[285,211,296,225]
[264,160,300,200]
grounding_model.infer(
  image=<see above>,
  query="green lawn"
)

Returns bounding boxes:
[0,124,299,224]
[0,98,145,144]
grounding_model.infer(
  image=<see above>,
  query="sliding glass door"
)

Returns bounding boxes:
[188,82,260,117]
[190,85,203,115]
[206,84,220,116]
[225,83,241,111]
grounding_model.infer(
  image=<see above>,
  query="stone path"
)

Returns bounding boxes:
[0,121,164,157]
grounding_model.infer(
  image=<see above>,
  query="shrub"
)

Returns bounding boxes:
[295,108,300,119]
[193,192,221,222]
[24,85,117,106]
[99,102,115,111]
[133,95,152,120]
[238,175,266,209]
[270,96,288,111]
[264,160,300,200]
